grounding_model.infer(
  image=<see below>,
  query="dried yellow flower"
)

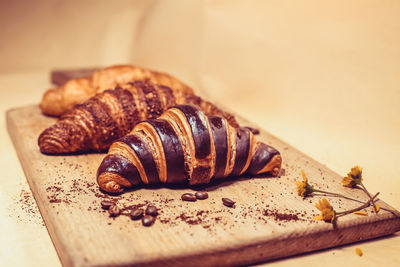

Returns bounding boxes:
[313,198,335,223]
[342,176,357,187]
[296,180,307,197]
[296,170,314,197]
[376,204,381,213]
[350,166,362,179]
[301,169,307,181]
[353,211,368,216]
[342,166,363,188]
[355,247,363,256]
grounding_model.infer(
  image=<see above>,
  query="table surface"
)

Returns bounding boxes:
[1,70,399,267]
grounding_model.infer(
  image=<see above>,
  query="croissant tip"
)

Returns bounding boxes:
[40,88,65,116]
[272,155,283,176]
[38,138,75,155]
[39,146,53,154]
[38,133,66,154]
[272,167,280,177]
[38,138,58,155]
[103,181,124,193]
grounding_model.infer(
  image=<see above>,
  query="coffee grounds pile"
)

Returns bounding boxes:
[263,208,300,221]
[177,211,210,226]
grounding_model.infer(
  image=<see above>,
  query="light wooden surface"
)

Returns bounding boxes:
[6,105,400,266]
[1,1,400,265]
[1,69,400,266]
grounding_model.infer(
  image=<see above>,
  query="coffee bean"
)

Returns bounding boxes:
[195,191,209,200]
[101,200,115,210]
[146,205,158,217]
[222,198,235,207]
[142,215,156,226]
[130,208,144,220]
[108,205,121,217]
[181,193,197,202]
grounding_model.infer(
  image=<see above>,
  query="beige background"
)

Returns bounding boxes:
[1,0,399,266]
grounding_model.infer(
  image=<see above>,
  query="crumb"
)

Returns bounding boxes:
[355,248,363,257]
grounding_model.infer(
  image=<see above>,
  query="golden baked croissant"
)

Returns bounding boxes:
[40,65,194,116]
[97,104,282,193]
[38,81,238,154]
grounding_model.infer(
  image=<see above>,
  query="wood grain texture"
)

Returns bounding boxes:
[7,105,400,267]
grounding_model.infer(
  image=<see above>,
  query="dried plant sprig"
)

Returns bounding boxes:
[313,192,379,224]
[297,167,384,223]
[296,170,362,203]
[342,166,377,213]
[335,192,379,218]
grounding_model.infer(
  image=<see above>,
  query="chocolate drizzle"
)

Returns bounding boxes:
[132,81,163,119]
[119,134,160,184]
[247,143,280,175]
[209,116,228,178]
[106,88,139,133]
[76,98,118,150]
[158,85,176,109]
[231,128,251,176]
[175,105,211,159]
[147,119,187,183]
[97,154,142,185]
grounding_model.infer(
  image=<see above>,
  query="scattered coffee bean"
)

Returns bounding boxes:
[130,208,144,220]
[146,205,158,217]
[222,198,235,207]
[195,191,209,200]
[181,193,197,202]
[108,205,121,217]
[142,215,156,226]
[101,200,115,210]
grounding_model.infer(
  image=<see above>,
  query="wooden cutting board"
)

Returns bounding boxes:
[7,105,400,267]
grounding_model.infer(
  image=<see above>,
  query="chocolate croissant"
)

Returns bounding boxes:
[97,104,282,193]
[40,65,194,116]
[38,81,238,154]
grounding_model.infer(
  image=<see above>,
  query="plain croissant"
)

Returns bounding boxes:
[40,65,194,116]
[97,104,282,193]
[38,81,238,154]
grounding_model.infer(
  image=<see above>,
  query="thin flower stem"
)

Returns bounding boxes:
[359,182,377,213]
[312,189,363,203]
[336,192,380,216]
